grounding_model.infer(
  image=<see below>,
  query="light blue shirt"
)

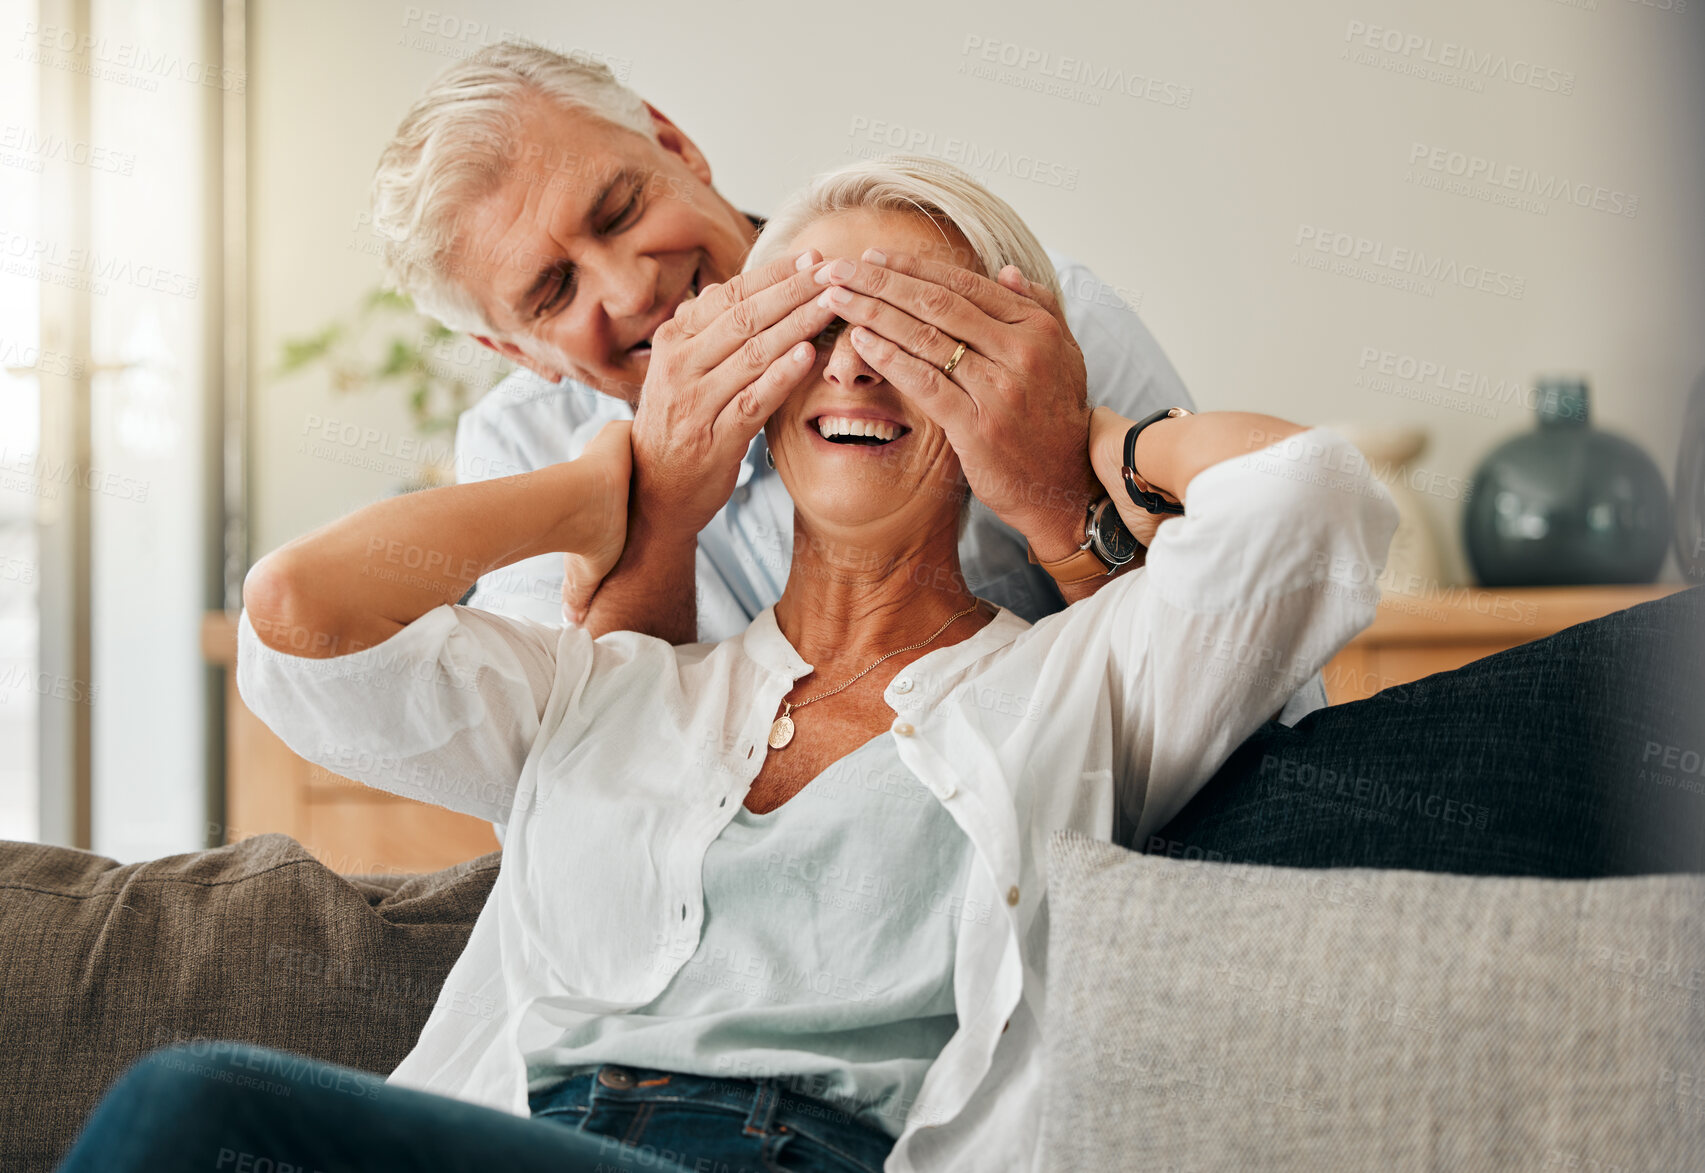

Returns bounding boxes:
[525,733,975,1138]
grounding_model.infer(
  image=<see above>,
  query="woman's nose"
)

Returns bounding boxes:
[824,330,881,388]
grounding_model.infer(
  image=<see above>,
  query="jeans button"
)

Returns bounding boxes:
[598,1066,635,1090]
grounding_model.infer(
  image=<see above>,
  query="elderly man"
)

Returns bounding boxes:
[367,39,1330,728]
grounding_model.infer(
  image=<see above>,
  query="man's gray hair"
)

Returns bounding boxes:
[369,40,654,333]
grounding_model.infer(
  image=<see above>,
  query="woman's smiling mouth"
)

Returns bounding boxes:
[812,415,909,445]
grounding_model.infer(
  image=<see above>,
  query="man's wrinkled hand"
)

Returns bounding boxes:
[628,249,837,543]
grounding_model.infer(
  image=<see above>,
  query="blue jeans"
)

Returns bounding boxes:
[527,1064,894,1172]
[53,1043,895,1173]
[1149,586,1705,876]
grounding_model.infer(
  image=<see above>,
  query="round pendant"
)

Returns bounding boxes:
[768,715,795,749]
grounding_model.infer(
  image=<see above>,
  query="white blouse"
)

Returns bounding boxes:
[524,732,975,1140]
[236,427,1397,1173]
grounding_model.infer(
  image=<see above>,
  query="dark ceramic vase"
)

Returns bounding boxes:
[1677,375,1705,583]
[1464,378,1671,587]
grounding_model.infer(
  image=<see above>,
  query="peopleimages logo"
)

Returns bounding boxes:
[0,337,84,379]
[17,22,246,92]
[0,230,200,299]
[1408,142,1638,219]
[1294,224,1526,300]
[957,35,1193,109]
[397,8,632,80]
[1342,20,1576,96]
[846,117,1079,191]
[0,123,135,175]
[1355,346,1550,420]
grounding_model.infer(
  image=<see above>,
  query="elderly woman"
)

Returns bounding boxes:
[55,159,1395,1173]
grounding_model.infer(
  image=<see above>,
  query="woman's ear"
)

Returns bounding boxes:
[646,103,713,188]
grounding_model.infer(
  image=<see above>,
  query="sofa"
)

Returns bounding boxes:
[0,833,496,1171]
[3,823,1700,1172]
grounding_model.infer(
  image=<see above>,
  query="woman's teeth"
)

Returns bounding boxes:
[817,417,902,444]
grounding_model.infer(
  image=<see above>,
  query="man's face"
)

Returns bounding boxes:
[456,100,756,404]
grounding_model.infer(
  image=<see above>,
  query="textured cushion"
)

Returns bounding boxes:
[1042,830,1705,1172]
[0,833,499,1173]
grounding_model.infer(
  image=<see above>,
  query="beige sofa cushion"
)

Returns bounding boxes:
[0,833,498,1173]
[1042,830,1705,1172]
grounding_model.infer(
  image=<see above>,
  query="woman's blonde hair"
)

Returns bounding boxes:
[745,155,1061,300]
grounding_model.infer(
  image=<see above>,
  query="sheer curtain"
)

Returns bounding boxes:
[2,0,236,860]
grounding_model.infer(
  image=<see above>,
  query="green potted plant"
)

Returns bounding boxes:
[276,288,512,492]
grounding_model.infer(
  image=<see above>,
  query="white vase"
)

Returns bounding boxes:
[1330,423,1445,595]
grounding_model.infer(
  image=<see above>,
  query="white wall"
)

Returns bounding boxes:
[249,0,1705,584]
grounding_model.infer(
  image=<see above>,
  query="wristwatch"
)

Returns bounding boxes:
[1121,407,1193,515]
[1028,496,1141,586]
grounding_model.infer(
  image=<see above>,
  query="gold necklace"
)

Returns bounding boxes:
[768,602,981,750]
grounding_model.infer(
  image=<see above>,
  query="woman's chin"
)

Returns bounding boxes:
[795,498,908,535]
[779,440,965,542]
[792,486,961,544]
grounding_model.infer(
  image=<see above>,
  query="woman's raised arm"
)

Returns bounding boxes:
[1087,405,1306,530]
[1067,408,1397,844]
[244,420,631,658]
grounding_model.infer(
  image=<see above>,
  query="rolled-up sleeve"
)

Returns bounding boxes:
[235,604,579,824]
[1092,427,1400,841]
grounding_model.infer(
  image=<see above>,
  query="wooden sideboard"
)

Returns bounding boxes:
[202,583,1686,870]
[1320,583,1686,705]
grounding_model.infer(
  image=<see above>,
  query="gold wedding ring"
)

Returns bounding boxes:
[942,340,968,376]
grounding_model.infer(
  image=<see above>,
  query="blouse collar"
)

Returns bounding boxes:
[738,599,1029,684]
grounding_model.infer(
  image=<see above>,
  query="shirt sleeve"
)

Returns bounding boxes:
[454,397,530,486]
[235,604,582,824]
[1053,258,1336,725]
[1051,250,1198,417]
[1062,427,1399,843]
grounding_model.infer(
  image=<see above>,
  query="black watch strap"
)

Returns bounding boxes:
[1121,408,1190,515]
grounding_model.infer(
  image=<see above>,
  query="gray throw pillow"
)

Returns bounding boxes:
[1042,830,1705,1172]
[0,833,499,1173]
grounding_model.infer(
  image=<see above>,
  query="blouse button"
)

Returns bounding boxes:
[891,719,914,737]
[1006,885,1021,906]
[893,678,913,694]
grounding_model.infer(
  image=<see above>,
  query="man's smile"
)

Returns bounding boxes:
[622,263,706,364]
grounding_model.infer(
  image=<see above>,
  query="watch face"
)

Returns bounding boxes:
[1089,500,1140,564]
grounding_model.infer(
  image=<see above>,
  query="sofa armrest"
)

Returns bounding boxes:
[0,833,498,1173]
